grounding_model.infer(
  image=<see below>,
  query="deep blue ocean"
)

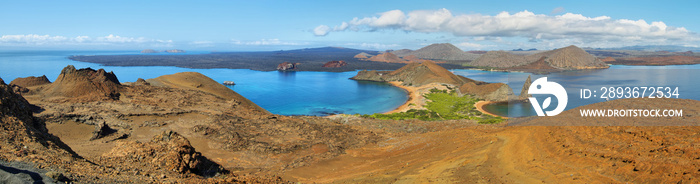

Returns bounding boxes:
[0,50,407,116]
[1,50,698,117]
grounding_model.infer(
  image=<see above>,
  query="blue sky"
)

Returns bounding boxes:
[1,0,698,51]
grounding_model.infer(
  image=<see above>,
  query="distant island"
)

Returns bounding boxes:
[69,43,700,73]
[140,49,186,53]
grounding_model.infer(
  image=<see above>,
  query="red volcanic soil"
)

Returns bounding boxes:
[322,60,348,68]
[610,56,700,65]
[600,57,616,62]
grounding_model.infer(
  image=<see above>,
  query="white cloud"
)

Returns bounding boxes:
[0,34,173,47]
[0,34,68,45]
[344,42,400,50]
[315,9,699,47]
[232,38,307,46]
[314,25,331,36]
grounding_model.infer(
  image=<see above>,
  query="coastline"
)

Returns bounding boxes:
[382,81,453,114]
[383,81,420,114]
[475,101,507,119]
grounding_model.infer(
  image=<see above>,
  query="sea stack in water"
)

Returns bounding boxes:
[519,75,532,100]
[277,62,297,70]
[351,60,514,101]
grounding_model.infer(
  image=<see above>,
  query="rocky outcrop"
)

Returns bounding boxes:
[392,43,481,61]
[10,75,51,87]
[322,60,348,68]
[470,45,609,70]
[104,131,225,176]
[459,82,514,101]
[519,75,532,100]
[367,52,410,63]
[42,65,121,102]
[0,77,79,172]
[141,49,158,53]
[352,61,513,101]
[277,62,297,70]
[134,78,150,86]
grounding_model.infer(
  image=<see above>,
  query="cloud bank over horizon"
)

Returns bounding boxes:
[0,34,174,48]
[314,8,699,48]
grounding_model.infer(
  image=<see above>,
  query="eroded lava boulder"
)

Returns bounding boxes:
[104,130,226,176]
[277,62,297,70]
[322,60,348,68]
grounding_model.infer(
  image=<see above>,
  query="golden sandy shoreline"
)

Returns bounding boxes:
[384,81,507,119]
[475,101,507,119]
[383,81,420,114]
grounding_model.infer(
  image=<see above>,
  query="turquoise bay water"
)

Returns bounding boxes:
[0,50,407,116]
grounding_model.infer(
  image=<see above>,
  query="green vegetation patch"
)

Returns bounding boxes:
[362,88,504,124]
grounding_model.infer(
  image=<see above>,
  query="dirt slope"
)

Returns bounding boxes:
[284,98,700,183]
[146,72,269,113]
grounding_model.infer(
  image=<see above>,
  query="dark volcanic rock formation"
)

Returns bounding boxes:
[10,75,51,87]
[104,131,225,176]
[0,77,79,172]
[277,62,297,70]
[392,43,480,61]
[519,75,532,100]
[42,65,121,101]
[471,45,609,70]
[352,61,514,101]
[322,60,348,68]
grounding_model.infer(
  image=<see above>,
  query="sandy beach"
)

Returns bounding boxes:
[475,101,507,118]
[383,81,421,114]
[383,81,451,114]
